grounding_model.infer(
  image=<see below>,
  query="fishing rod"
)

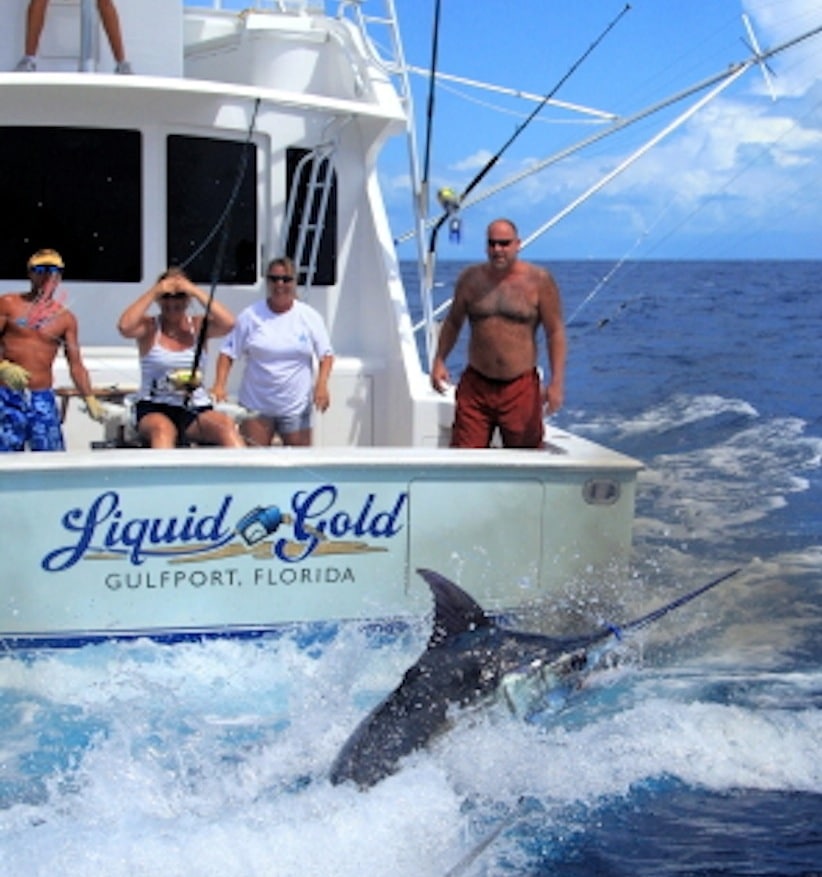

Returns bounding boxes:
[183,98,261,403]
[426,2,631,258]
[421,0,443,205]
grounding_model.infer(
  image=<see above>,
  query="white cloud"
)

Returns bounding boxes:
[742,0,822,98]
[450,149,495,174]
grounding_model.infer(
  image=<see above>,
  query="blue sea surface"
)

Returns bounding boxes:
[2,260,821,876]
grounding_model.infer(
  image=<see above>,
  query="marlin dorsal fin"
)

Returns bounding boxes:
[416,568,493,648]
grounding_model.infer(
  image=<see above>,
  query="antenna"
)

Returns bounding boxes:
[742,13,777,101]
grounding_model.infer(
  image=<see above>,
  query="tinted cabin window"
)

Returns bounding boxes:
[167,135,257,285]
[285,147,337,286]
[0,127,141,281]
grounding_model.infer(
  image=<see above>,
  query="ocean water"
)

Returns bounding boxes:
[2,260,821,876]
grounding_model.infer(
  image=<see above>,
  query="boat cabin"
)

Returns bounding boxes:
[0,0,444,450]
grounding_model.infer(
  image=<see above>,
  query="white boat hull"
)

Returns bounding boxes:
[1,437,639,646]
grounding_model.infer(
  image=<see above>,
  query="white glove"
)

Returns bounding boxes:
[84,395,106,423]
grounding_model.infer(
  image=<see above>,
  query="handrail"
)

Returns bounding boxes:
[281,141,337,297]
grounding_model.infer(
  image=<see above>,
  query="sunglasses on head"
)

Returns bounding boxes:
[267,274,294,284]
[31,265,63,274]
[487,238,513,248]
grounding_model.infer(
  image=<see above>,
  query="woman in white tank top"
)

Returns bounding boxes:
[117,267,244,448]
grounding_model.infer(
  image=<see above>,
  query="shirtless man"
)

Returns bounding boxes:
[0,249,104,451]
[430,218,566,448]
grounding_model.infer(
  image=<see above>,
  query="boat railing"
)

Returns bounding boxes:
[339,0,432,369]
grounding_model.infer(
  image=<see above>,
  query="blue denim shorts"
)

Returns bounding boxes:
[262,404,312,437]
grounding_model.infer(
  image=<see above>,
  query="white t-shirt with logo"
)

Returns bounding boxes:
[221,298,333,417]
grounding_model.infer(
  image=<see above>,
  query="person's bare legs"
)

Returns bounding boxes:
[280,428,312,447]
[138,412,179,449]
[96,0,125,63]
[186,411,246,448]
[23,0,49,57]
[19,0,129,70]
[241,416,277,448]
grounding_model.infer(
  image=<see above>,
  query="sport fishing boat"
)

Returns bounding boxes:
[1,1,815,648]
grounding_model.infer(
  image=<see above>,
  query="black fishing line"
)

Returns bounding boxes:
[184,98,261,403]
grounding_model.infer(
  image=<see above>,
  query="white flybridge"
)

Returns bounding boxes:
[3,1,813,647]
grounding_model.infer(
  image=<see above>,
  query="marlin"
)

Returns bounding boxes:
[329,566,739,788]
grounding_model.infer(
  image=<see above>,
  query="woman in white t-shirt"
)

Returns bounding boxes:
[212,257,334,446]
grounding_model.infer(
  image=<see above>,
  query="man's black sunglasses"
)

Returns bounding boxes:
[267,275,294,283]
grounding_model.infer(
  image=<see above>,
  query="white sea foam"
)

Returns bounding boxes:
[572,393,759,440]
[2,623,820,877]
[629,407,822,542]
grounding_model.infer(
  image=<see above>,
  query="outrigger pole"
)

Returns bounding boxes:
[520,18,822,251]
[420,4,631,366]
[410,17,822,336]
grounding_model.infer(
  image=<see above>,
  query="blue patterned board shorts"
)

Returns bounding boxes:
[0,386,66,452]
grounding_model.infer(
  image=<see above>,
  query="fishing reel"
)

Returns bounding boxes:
[437,187,462,243]
[436,186,460,214]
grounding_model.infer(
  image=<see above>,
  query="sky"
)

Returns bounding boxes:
[195,1,822,260]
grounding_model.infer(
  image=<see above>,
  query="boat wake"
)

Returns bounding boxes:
[2,597,821,876]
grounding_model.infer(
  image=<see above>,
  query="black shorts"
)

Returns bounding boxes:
[135,400,213,436]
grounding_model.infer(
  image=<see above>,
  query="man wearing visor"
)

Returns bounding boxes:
[0,248,104,451]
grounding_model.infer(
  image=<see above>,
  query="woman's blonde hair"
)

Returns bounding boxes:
[266,256,296,276]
